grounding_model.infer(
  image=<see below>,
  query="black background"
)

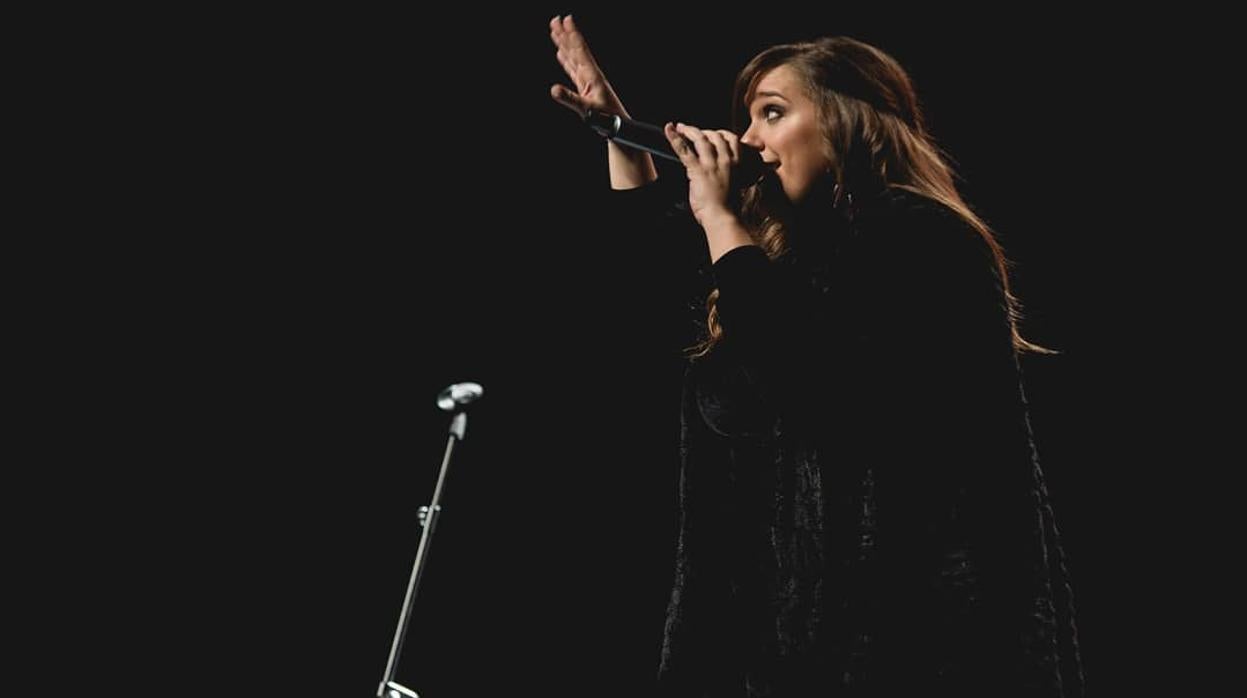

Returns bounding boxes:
[130,5,1212,696]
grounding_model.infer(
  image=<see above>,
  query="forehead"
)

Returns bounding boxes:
[749,64,802,103]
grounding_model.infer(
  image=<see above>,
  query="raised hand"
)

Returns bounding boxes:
[548,15,630,120]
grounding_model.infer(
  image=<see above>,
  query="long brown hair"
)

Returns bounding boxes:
[690,36,1054,357]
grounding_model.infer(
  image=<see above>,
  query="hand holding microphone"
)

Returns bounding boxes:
[583,110,767,188]
[663,120,767,233]
[584,110,769,232]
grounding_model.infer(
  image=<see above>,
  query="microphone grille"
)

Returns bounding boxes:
[437,382,484,411]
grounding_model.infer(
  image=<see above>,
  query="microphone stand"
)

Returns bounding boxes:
[377,383,482,698]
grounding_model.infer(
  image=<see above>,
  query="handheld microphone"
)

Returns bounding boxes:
[584,109,768,189]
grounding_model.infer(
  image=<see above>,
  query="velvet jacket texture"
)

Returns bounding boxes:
[604,178,1084,698]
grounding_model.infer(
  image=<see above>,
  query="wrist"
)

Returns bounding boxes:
[700,208,754,263]
[699,205,739,230]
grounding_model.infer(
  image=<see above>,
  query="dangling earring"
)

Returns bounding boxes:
[831,180,856,223]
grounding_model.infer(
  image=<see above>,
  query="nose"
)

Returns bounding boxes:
[740,123,761,150]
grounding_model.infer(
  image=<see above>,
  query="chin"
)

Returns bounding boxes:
[784,183,812,205]
[787,173,836,208]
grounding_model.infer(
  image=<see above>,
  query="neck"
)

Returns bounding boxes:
[792,177,849,230]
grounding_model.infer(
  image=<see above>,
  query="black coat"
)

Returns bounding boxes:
[605,180,1083,697]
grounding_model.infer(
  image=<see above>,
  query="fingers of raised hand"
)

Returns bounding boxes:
[549,15,575,43]
[550,16,594,67]
[550,15,599,115]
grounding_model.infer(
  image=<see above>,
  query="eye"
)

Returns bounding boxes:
[761,105,784,123]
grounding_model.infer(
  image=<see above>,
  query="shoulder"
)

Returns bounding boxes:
[855,188,995,272]
[868,188,979,246]
[851,189,1007,307]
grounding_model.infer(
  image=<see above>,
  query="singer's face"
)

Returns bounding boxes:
[740,65,831,205]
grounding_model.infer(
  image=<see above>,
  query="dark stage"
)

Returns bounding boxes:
[170,7,1200,696]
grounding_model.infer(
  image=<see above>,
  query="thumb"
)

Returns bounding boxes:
[549,85,585,116]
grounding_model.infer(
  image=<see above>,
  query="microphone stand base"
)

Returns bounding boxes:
[379,680,421,698]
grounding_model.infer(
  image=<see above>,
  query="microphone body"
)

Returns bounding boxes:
[584,110,767,190]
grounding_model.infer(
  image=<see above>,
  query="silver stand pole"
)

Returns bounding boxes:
[377,382,483,698]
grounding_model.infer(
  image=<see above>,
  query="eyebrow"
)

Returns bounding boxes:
[752,90,789,102]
